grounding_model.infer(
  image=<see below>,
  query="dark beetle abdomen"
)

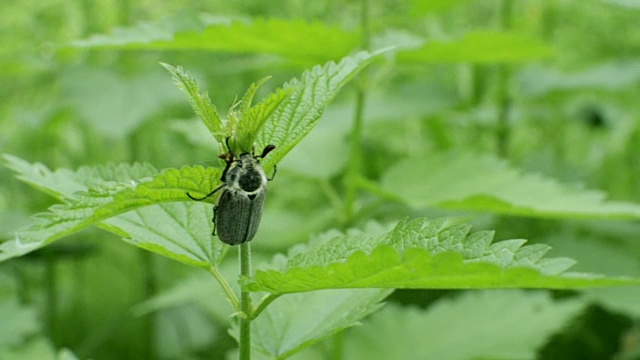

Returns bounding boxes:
[215,189,266,245]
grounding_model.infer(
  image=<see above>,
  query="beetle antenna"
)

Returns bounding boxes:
[258,144,276,159]
[224,137,232,152]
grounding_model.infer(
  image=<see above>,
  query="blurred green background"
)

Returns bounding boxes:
[2,0,640,359]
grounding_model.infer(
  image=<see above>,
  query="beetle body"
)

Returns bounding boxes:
[187,140,276,245]
[214,152,269,245]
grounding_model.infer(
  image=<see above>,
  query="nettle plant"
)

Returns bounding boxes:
[0,52,636,359]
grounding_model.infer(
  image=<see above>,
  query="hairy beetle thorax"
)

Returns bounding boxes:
[227,153,267,194]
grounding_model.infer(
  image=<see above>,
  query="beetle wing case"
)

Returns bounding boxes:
[215,188,266,245]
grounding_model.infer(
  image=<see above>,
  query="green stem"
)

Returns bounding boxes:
[251,293,281,320]
[239,242,252,360]
[495,0,513,157]
[208,265,240,310]
[344,0,371,223]
[344,88,364,222]
[140,250,157,359]
[331,331,345,360]
[44,253,57,342]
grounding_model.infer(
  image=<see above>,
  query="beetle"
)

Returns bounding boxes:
[187,138,276,245]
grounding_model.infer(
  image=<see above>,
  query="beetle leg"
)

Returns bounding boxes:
[268,164,277,181]
[186,183,225,201]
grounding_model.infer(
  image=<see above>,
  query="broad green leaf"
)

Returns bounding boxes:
[0,156,225,266]
[247,246,632,294]
[398,30,552,64]
[233,289,390,359]
[103,202,224,268]
[256,51,383,172]
[161,63,223,143]
[381,152,640,219]
[74,17,359,64]
[69,12,217,47]
[243,218,637,294]
[344,291,585,360]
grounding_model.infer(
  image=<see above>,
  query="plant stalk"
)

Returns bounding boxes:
[344,0,371,223]
[239,242,252,360]
[209,265,240,310]
[495,0,513,157]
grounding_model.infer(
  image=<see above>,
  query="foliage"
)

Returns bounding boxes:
[2,1,640,359]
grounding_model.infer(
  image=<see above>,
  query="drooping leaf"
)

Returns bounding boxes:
[74,17,360,64]
[232,289,390,359]
[243,218,637,294]
[381,152,640,220]
[398,30,552,64]
[0,156,225,266]
[344,291,585,360]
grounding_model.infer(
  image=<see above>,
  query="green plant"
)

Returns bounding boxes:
[1,50,638,359]
[3,1,640,359]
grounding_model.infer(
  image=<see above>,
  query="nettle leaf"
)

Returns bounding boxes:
[344,291,585,360]
[2,154,157,200]
[398,30,552,64]
[256,51,382,172]
[234,289,390,359]
[232,78,293,153]
[0,156,225,266]
[102,202,223,268]
[69,12,215,46]
[162,63,223,143]
[74,17,359,64]
[381,152,640,220]
[243,218,637,294]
